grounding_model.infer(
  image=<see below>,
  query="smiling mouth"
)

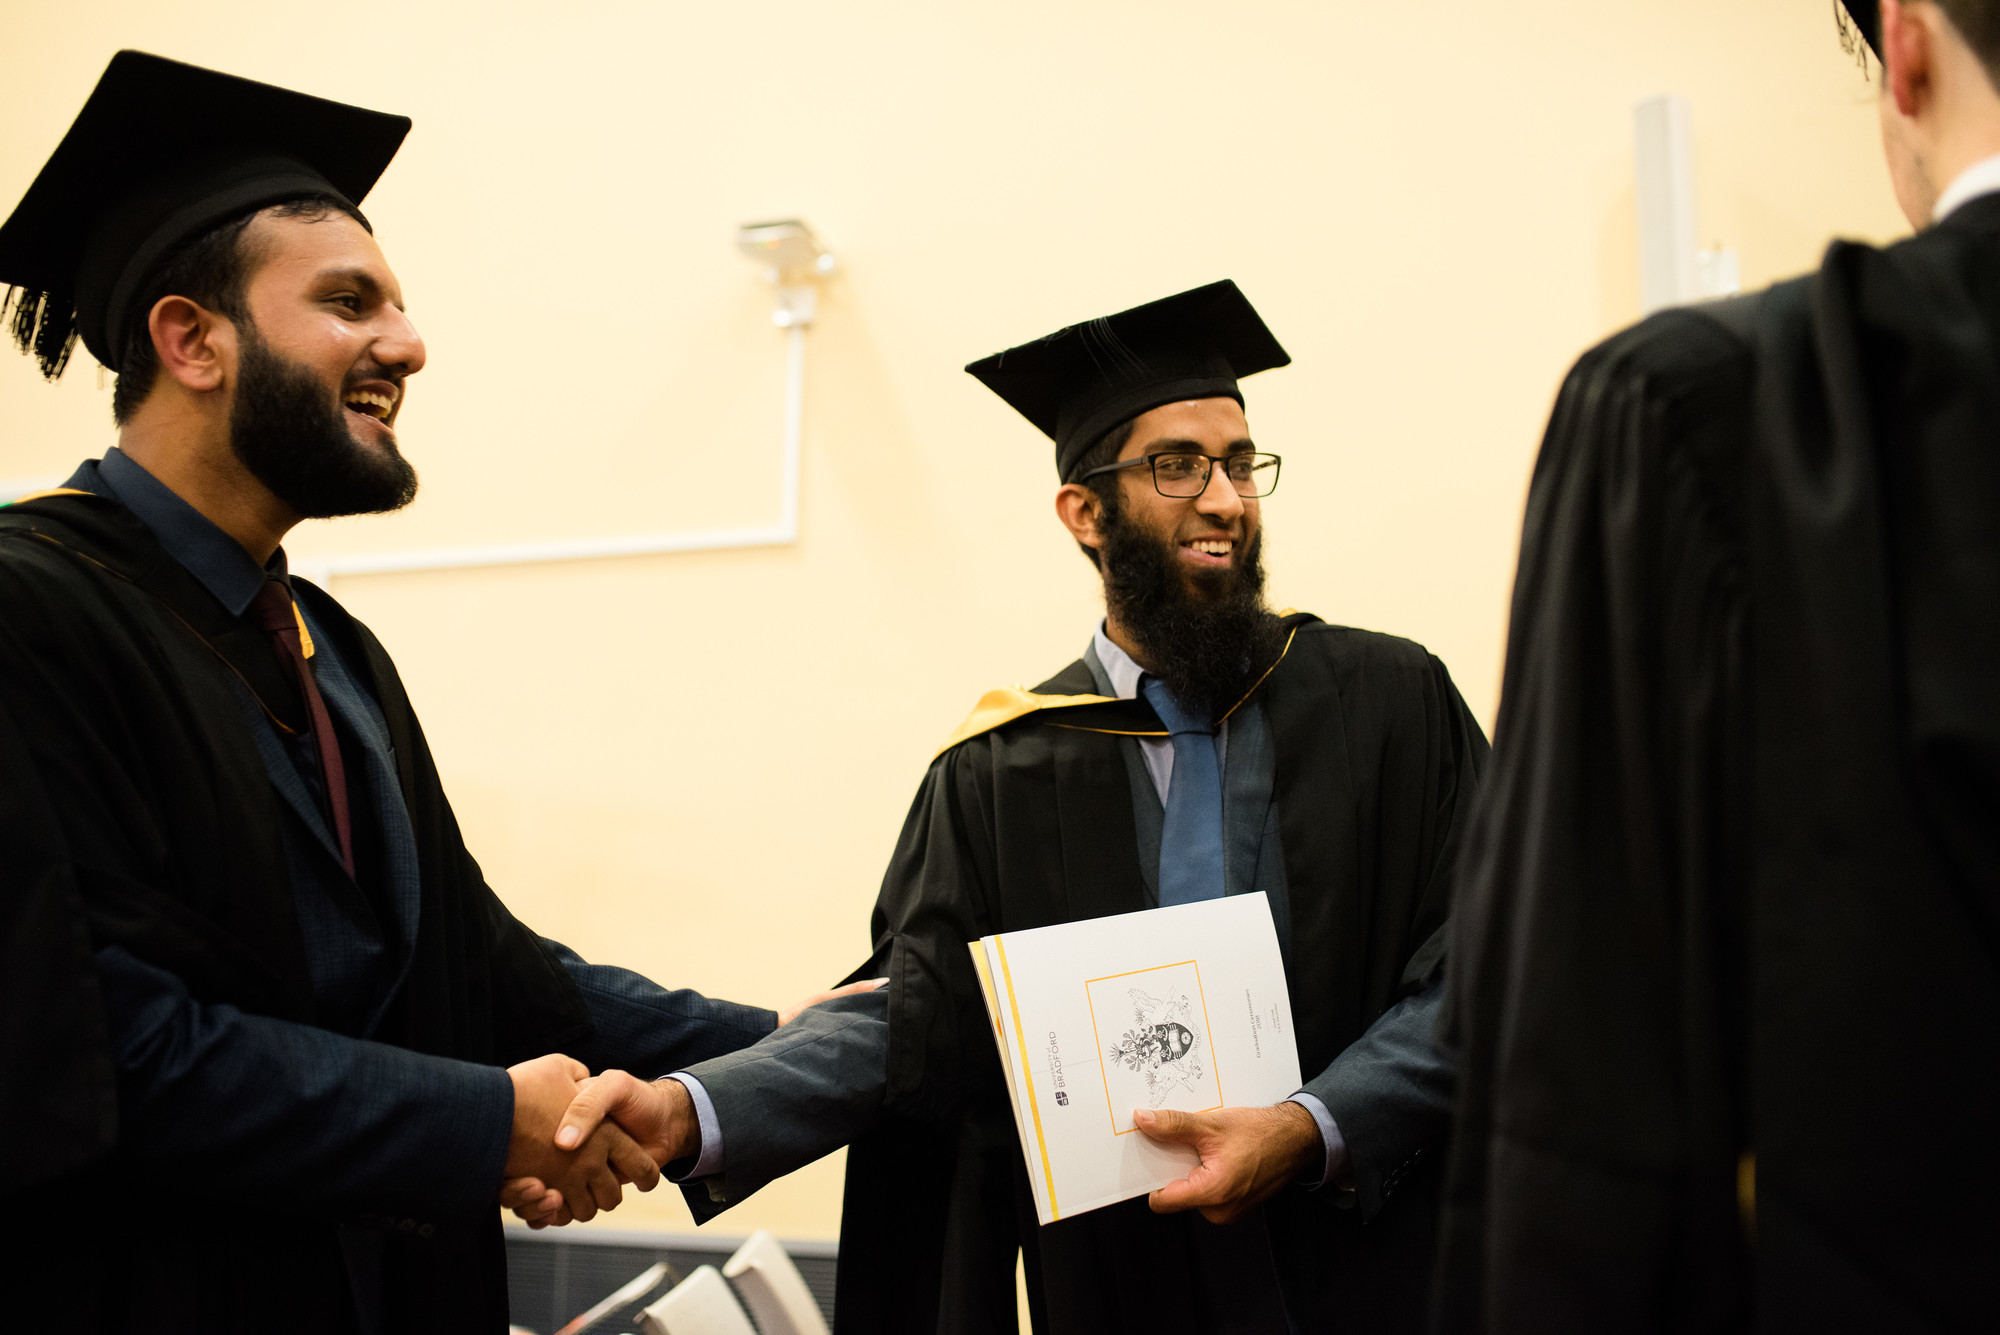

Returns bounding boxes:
[343,388,395,422]
[1182,538,1234,562]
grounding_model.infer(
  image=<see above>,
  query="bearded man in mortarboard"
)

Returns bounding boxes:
[0,51,873,1334]
[525,281,1490,1334]
[1438,2,2000,1329]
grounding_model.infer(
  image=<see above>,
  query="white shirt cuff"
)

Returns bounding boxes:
[661,1073,724,1180]
[1285,1091,1348,1190]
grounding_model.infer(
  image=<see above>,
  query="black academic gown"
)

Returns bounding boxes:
[1437,194,2000,1332]
[1,492,597,1333]
[834,614,1487,1335]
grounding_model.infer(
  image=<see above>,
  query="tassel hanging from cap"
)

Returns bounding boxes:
[3,284,79,380]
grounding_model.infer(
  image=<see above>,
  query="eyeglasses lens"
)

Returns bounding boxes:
[1150,453,1279,497]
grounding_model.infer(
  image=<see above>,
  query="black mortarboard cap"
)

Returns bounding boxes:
[1839,0,1881,58]
[0,50,410,379]
[966,280,1291,481]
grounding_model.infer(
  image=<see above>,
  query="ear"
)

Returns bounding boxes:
[1882,0,1931,119]
[1055,482,1107,553]
[147,294,236,395]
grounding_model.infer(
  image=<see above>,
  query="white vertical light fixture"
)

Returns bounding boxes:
[1634,93,1739,314]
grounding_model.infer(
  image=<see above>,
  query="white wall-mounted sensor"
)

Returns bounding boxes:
[737,219,836,283]
[738,220,837,327]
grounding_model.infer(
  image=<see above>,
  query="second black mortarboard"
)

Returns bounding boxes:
[1839,0,1881,58]
[966,280,1291,482]
[0,50,409,379]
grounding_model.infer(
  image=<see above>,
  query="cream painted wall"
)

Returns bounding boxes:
[3,1,1906,1241]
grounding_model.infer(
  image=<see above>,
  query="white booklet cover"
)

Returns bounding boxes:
[968,893,1301,1225]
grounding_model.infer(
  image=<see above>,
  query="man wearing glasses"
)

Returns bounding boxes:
[516,283,1487,1334]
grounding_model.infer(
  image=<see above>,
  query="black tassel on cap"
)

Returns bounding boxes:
[3,286,79,380]
[1837,0,1881,64]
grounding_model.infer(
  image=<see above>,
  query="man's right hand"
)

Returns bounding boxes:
[504,1071,697,1225]
[554,1070,697,1162]
[504,1054,660,1222]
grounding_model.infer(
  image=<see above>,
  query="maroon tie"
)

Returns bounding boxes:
[247,578,355,878]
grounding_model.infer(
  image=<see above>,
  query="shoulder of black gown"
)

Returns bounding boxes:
[1272,615,1491,811]
[1030,655,1096,695]
[0,490,161,631]
[1279,617,1472,704]
[2,485,175,576]
[0,486,321,1008]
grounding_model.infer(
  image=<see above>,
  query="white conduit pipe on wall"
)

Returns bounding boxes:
[292,319,808,585]
[4,219,832,581]
[0,319,810,583]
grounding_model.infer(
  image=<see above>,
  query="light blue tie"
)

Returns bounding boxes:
[1142,676,1226,905]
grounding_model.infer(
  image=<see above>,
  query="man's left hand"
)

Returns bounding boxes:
[1135,1101,1322,1224]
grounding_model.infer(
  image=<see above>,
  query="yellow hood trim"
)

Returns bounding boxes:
[7,486,313,656]
[935,624,1301,758]
[935,687,1125,758]
[6,487,93,505]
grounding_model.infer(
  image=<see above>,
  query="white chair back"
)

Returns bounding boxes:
[721,1230,830,1335]
[633,1265,757,1335]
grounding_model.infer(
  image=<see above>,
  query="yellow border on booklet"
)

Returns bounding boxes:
[995,933,1060,1221]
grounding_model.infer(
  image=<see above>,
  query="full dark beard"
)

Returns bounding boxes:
[1099,506,1284,720]
[229,326,418,520]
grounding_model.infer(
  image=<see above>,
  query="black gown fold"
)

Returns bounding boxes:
[1440,194,2000,1332]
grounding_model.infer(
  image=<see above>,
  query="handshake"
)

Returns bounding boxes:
[496,977,885,1227]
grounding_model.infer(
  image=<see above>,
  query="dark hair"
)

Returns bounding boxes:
[110,195,371,425]
[1068,416,1138,571]
[1936,0,2000,80]
[1841,1,2000,83]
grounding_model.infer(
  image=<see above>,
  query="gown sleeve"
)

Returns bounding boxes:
[94,943,514,1215]
[1297,643,1487,1221]
[869,745,1008,1122]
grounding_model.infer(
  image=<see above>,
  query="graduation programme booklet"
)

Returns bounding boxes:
[969,893,1301,1225]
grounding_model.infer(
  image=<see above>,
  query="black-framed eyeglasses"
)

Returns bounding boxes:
[1078,450,1282,499]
